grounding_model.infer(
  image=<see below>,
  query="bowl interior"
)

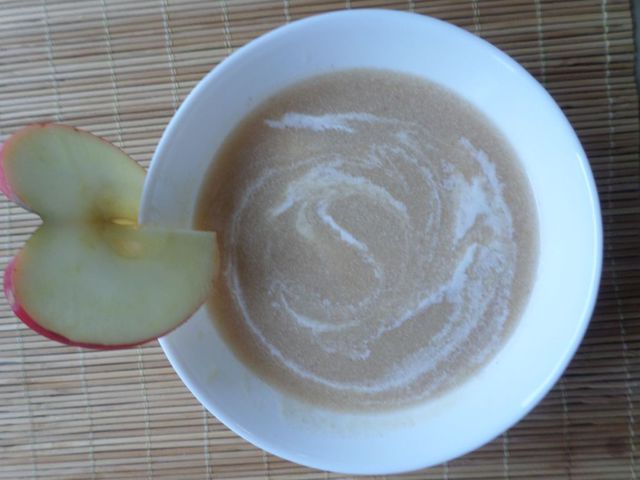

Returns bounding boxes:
[140,10,601,475]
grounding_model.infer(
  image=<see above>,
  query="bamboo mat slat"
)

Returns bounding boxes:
[0,0,638,478]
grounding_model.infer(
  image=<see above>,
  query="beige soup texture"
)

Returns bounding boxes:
[195,69,539,410]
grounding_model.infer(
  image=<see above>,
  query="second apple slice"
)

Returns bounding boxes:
[5,223,218,347]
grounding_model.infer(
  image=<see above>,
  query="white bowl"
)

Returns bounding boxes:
[140,9,602,475]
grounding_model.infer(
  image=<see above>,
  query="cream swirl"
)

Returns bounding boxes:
[224,111,516,396]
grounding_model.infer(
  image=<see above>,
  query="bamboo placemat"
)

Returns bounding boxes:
[0,1,638,478]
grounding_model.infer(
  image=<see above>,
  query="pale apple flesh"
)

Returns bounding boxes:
[7,224,217,346]
[1,124,218,348]
[4,257,142,350]
[0,124,145,221]
[0,144,15,205]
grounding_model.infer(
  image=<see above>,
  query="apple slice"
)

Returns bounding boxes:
[1,124,218,348]
[0,125,144,222]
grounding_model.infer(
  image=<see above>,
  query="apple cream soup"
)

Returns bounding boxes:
[194,69,539,410]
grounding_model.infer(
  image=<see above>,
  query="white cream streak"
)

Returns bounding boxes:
[225,112,516,395]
